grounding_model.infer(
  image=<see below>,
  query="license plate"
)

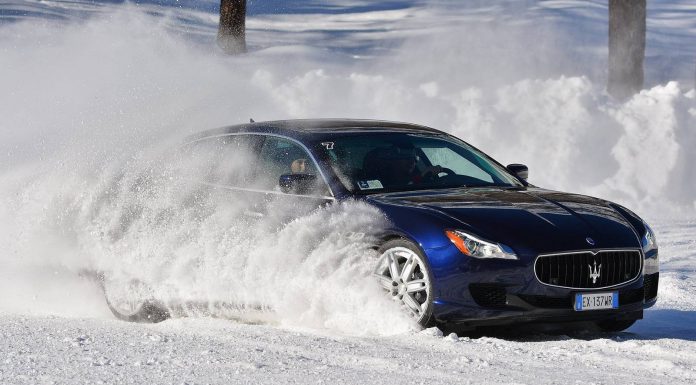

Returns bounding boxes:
[574,292,618,311]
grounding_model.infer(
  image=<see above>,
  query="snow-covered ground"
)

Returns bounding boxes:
[1,1,695,384]
[2,304,696,385]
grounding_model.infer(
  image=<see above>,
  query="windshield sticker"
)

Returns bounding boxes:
[321,142,335,150]
[357,180,384,190]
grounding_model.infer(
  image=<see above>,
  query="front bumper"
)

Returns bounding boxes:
[427,244,659,328]
[434,287,656,329]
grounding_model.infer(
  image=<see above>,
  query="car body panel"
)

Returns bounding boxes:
[183,119,659,329]
[367,187,642,256]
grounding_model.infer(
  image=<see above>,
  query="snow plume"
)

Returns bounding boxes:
[84,157,408,334]
[0,5,694,328]
[0,146,411,335]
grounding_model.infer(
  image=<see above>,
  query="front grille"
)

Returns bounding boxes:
[535,250,642,289]
[469,284,507,308]
[644,273,659,300]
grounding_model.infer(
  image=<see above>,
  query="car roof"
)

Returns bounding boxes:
[185,119,447,143]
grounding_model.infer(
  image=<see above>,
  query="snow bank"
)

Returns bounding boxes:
[443,78,696,216]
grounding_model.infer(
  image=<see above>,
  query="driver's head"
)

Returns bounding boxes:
[291,158,308,174]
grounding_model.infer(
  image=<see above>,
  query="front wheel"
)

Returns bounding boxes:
[102,277,170,323]
[374,239,435,327]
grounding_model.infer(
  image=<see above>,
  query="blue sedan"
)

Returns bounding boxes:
[103,119,659,332]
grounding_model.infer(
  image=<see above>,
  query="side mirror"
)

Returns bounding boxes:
[279,173,318,194]
[507,164,529,181]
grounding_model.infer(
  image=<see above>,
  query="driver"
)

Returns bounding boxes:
[290,158,309,174]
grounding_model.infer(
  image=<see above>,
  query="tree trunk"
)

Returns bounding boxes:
[218,0,246,54]
[608,0,646,99]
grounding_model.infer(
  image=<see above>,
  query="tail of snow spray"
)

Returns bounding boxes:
[0,151,414,334]
[78,149,414,335]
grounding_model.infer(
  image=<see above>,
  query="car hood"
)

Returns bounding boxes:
[368,187,642,255]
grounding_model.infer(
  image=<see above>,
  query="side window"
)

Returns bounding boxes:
[178,137,223,183]
[213,135,261,187]
[257,136,328,195]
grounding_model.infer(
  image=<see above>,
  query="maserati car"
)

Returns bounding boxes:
[103,119,659,332]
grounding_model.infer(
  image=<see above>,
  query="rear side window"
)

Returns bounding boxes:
[180,134,261,187]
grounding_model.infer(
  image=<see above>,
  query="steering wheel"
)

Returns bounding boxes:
[422,167,455,182]
[437,167,456,177]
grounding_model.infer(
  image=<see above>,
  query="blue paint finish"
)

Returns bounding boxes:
[188,119,659,328]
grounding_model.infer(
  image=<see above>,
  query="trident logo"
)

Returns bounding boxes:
[588,260,602,284]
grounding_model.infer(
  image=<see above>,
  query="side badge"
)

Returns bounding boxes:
[586,237,596,246]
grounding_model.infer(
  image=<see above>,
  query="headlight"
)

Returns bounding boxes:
[445,230,518,260]
[642,222,658,253]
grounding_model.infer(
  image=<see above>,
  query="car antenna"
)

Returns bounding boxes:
[249,118,255,123]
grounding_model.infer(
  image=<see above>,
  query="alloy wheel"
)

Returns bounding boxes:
[374,246,432,323]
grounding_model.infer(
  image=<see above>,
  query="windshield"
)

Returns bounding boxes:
[319,133,523,193]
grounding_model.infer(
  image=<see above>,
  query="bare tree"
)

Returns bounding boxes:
[218,0,247,54]
[608,0,646,99]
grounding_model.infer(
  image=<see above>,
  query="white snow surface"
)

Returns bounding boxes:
[1,306,696,385]
[1,1,695,384]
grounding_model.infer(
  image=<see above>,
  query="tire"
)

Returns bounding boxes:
[375,238,435,328]
[595,319,636,333]
[102,277,170,323]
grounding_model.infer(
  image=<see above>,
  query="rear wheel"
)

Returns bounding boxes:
[102,277,169,323]
[595,319,636,333]
[374,239,435,327]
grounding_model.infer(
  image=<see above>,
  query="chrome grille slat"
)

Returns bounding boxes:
[534,249,642,289]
